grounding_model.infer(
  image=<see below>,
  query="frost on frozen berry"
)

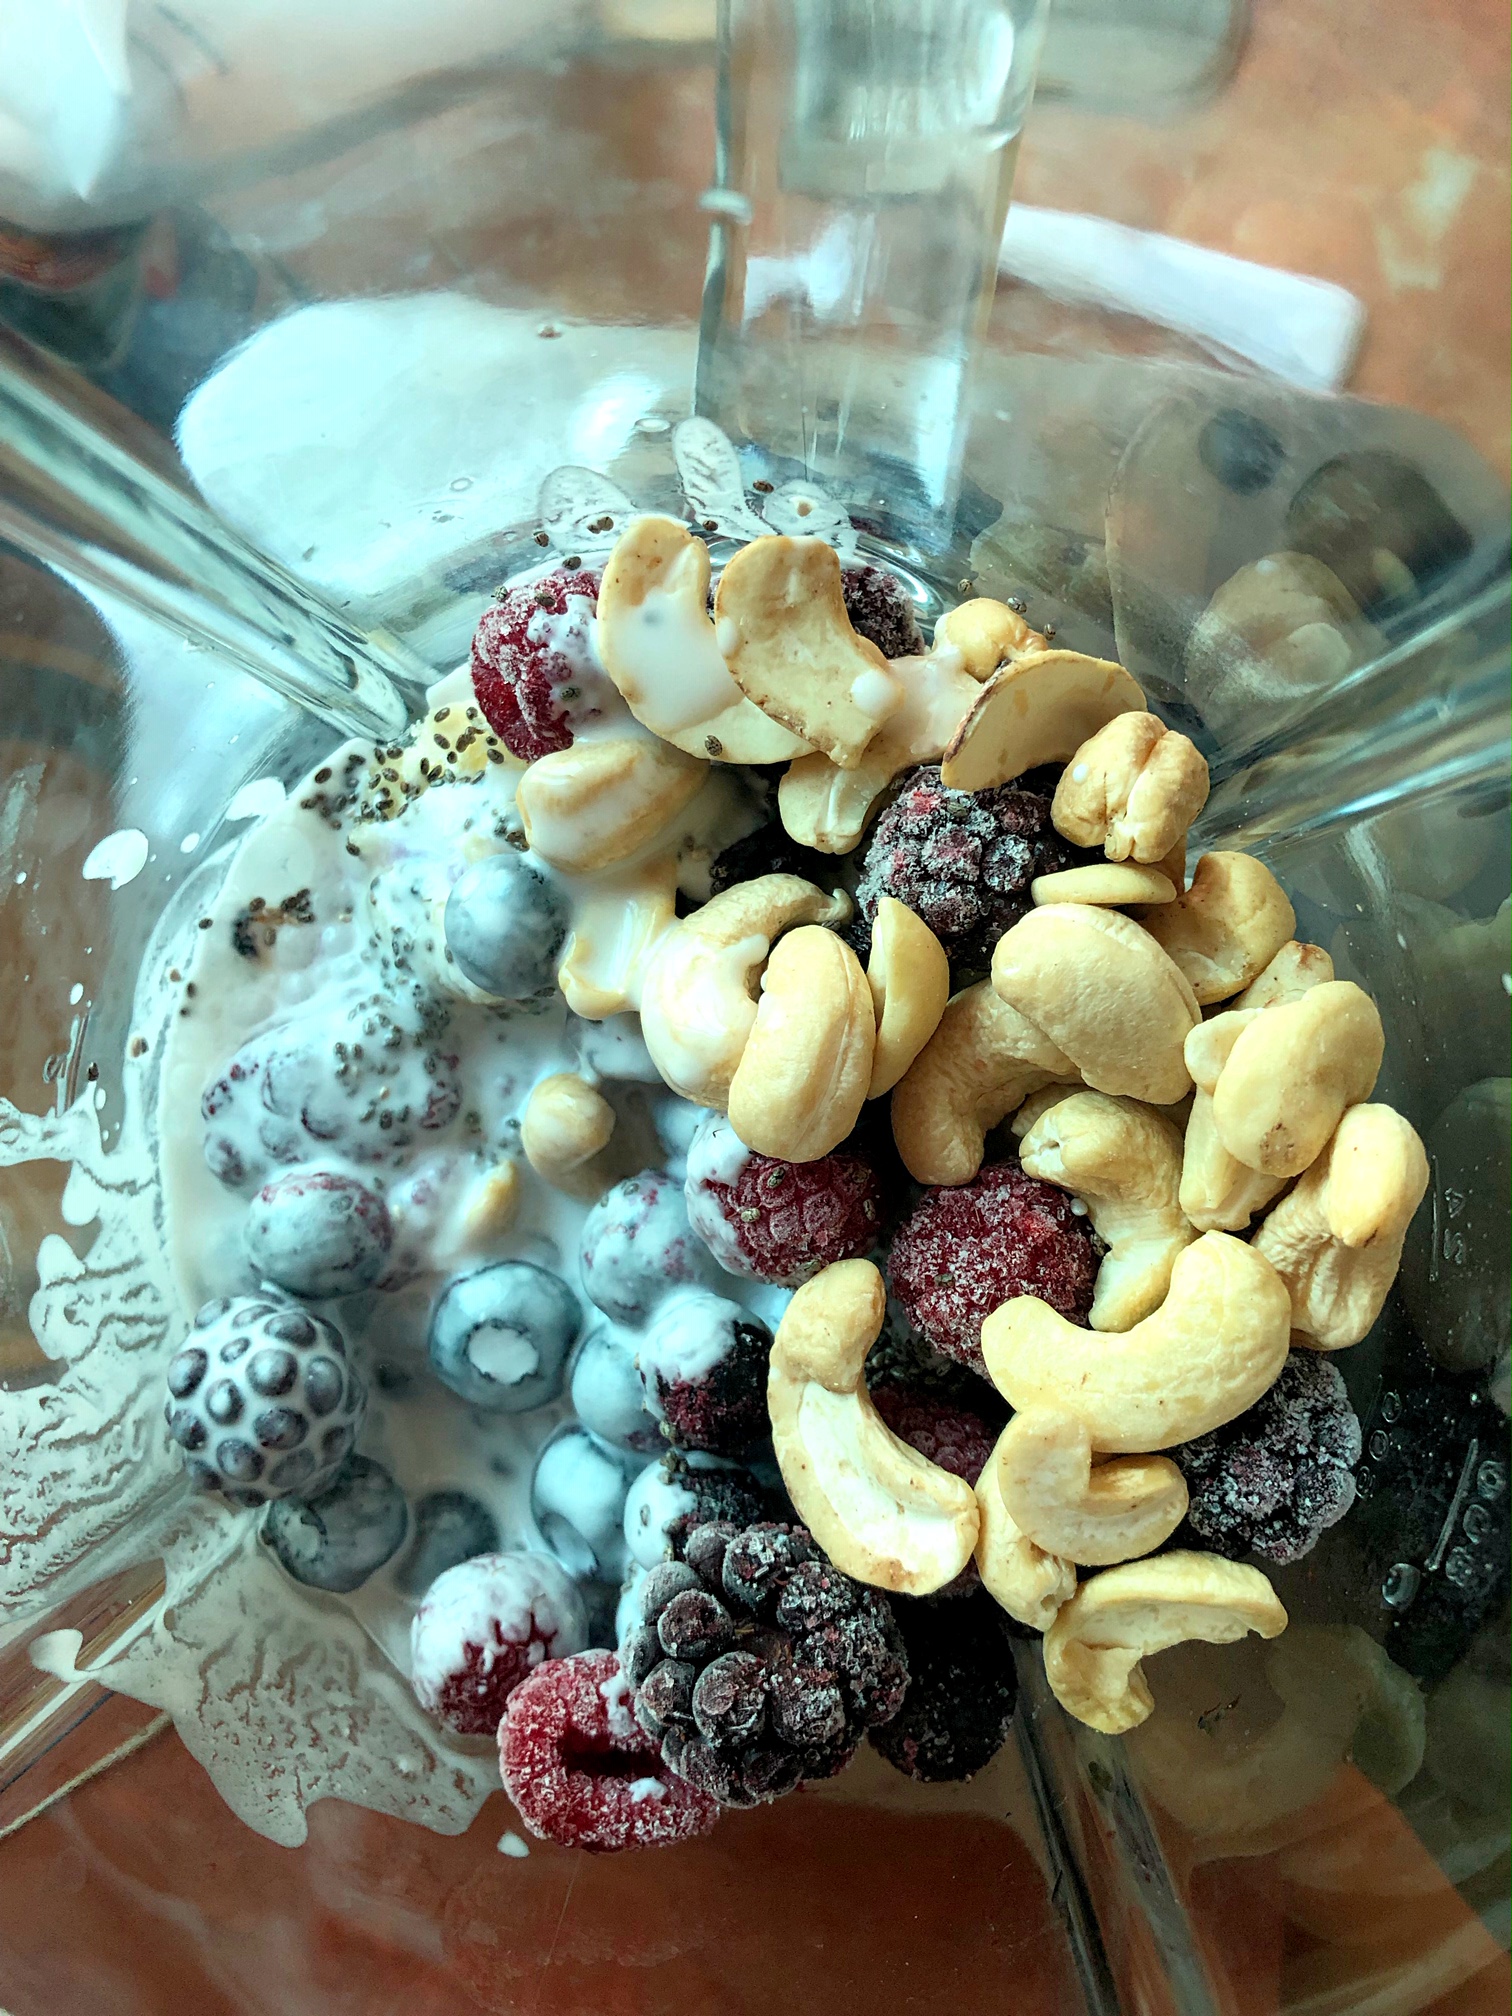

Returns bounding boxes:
[621,1520,908,1809]
[500,1649,720,1853]
[870,1590,1018,1783]
[244,1169,392,1299]
[411,1550,588,1736]
[263,1453,408,1592]
[428,1260,580,1412]
[469,569,606,761]
[841,562,922,661]
[889,1162,1102,1377]
[622,1450,780,1572]
[164,1295,365,1506]
[684,1112,880,1288]
[1174,1350,1363,1565]
[852,764,1088,971]
[870,1385,997,1486]
[637,1290,773,1456]
[578,1170,717,1326]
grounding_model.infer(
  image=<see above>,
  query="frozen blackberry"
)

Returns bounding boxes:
[870,1385,997,1486]
[164,1295,365,1507]
[685,1112,881,1287]
[888,1163,1102,1377]
[620,1520,908,1807]
[622,1449,781,1571]
[852,764,1087,971]
[579,1170,718,1326]
[707,822,836,898]
[1174,1350,1362,1565]
[869,1590,1018,1783]
[469,569,606,761]
[636,1291,772,1456]
[841,562,922,660]
[410,1550,587,1736]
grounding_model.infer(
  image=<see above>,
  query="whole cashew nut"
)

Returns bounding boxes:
[890,980,1077,1186]
[1017,1090,1197,1331]
[981,1231,1292,1452]
[1253,1103,1429,1350]
[865,898,951,1098]
[991,1406,1189,1567]
[521,1073,618,1199]
[1134,852,1297,1005]
[515,735,708,875]
[991,904,1200,1106]
[768,1260,980,1594]
[1043,1551,1288,1734]
[1051,712,1210,865]
[639,874,849,1106]
[974,1453,1077,1631]
[727,925,875,1162]
[1209,980,1385,1177]
[934,596,1046,680]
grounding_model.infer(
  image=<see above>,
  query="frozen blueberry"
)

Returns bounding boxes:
[530,1425,645,1583]
[569,1322,663,1453]
[428,1261,580,1411]
[244,1169,392,1299]
[578,1170,718,1327]
[262,1454,409,1592]
[164,1295,365,1507]
[394,1489,502,1598]
[442,852,568,1000]
[1198,408,1286,496]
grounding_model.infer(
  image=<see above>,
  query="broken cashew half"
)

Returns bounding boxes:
[992,904,1199,1106]
[1043,1552,1288,1735]
[981,1231,1292,1452]
[1017,1090,1197,1331]
[934,596,1047,680]
[1032,863,1176,907]
[865,898,951,1098]
[556,857,678,1021]
[975,1455,1077,1631]
[1134,851,1297,1005]
[941,650,1146,793]
[520,1073,618,1199]
[891,980,1077,1186]
[1052,712,1210,866]
[1209,979,1385,1178]
[1253,1103,1429,1350]
[991,1407,1189,1567]
[639,874,849,1106]
[768,1260,980,1595]
[515,734,708,875]
[727,925,875,1162]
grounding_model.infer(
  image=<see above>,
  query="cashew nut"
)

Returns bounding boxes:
[974,1454,1077,1631]
[715,536,901,767]
[1031,863,1176,908]
[864,898,951,1098]
[516,735,708,875]
[727,926,875,1163]
[556,856,679,1020]
[1017,1091,1197,1331]
[934,596,1046,680]
[1133,852,1296,1005]
[981,1232,1292,1452]
[595,516,812,762]
[768,1260,980,1594]
[991,1407,1188,1567]
[991,904,1199,1106]
[1051,712,1210,865]
[890,980,1077,1185]
[777,647,981,854]
[1233,938,1335,1011]
[638,874,849,1106]
[940,649,1145,793]
[1209,980,1385,1177]
[1043,1552,1288,1734]
[520,1073,618,1199]
[1253,1104,1429,1350]
[460,1158,523,1245]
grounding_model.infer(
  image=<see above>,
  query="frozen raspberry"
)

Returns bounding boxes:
[708,822,836,898]
[637,1291,773,1456]
[1174,1351,1362,1565]
[623,1450,781,1572]
[620,1522,908,1808]
[852,764,1087,971]
[842,563,922,660]
[579,1170,717,1327]
[499,1649,720,1852]
[869,1590,1018,1782]
[410,1551,588,1737]
[870,1386,997,1485]
[685,1113,880,1287]
[469,569,604,761]
[888,1163,1102,1377]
